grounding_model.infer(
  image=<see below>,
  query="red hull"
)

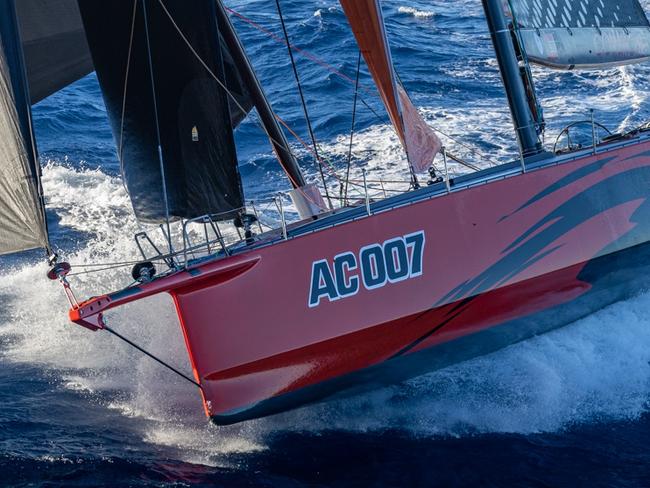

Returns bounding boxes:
[70,137,650,423]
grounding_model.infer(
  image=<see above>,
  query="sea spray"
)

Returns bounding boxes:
[1,0,650,471]
[1,163,649,467]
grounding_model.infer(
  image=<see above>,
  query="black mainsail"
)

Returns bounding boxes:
[0,0,49,255]
[78,0,245,223]
[507,0,650,69]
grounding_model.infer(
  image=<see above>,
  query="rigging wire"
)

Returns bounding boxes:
[70,260,150,268]
[141,0,174,258]
[224,6,390,126]
[343,51,362,207]
[273,109,411,196]
[117,0,139,192]
[274,0,333,209]
[225,5,502,169]
[115,0,151,240]
[68,261,165,277]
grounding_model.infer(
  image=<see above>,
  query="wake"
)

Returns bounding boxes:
[0,162,648,466]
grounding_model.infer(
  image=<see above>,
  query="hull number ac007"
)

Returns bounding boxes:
[308,231,426,308]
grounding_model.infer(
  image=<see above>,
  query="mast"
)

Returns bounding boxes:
[215,0,306,189]
[481,0,542,158]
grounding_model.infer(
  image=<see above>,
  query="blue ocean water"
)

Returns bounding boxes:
[1,1,650,486]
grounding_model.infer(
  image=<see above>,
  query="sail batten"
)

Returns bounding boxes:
[507,0,650,69]
[339,0,440,172]
[0,0,48,256]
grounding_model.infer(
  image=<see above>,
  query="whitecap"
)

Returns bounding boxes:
[398,6,435,19]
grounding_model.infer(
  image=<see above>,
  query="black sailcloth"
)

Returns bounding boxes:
[16,0,93,104]
[78,0,244,223]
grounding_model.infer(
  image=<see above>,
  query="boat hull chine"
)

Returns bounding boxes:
[207,237,650,425]
[68,138,650,424]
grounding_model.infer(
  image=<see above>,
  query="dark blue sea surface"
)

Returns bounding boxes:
[1,1,650,486]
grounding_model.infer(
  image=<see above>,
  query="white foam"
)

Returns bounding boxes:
[398,6,435,19]
[2,124,649,460]
[143,424,266,467]
[1,0,649,461]
[36,455,76,464]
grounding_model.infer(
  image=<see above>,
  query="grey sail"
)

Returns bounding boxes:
[507,0,650,69]
[16,0,93,104]
[0,0,48,255]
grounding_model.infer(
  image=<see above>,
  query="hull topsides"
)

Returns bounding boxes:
[168,139,650,424]
[70,137,650,424]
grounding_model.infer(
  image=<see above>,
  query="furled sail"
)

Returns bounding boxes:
[339,0,441,172]
[215,1,324,218]
[506,0,650,69]
[78,0,245,223]
[0,0,48,255]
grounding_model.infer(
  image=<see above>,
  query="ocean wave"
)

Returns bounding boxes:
[2,163,648,453]
[397,6,435,19]
[2,0,650,470]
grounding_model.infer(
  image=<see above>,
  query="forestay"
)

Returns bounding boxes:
[339,0,441,173]
[0,0,48,255]
[507,0,650,69]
